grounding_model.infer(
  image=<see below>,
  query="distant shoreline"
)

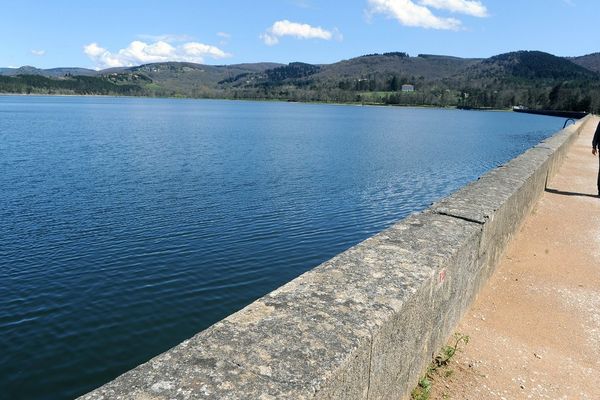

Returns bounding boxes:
[0,92,515,113]
[2,51,598,114]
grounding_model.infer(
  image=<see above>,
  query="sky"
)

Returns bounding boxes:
[1,0,598,70]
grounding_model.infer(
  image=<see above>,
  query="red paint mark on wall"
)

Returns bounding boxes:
[439,269,447,284]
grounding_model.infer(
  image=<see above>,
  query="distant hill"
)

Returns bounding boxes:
[473,51,596,80]
[1,50,599,112]
[0,66,98,77]
[316,53,481,81]
[569,53,600,73]
[0,62,281,82]
[99,62,284,96]
[0,74,143,96]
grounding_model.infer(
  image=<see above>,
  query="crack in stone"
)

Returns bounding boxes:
[433,211,486,226]
[536,145,554,150]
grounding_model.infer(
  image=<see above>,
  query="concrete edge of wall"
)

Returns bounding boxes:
[80,115,593,400]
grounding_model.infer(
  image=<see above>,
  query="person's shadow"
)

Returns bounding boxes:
[545,188,599,198]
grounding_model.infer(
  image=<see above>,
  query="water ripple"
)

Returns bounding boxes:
[0,96,562,400]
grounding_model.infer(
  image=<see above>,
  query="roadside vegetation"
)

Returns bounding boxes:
[411,333,470,400]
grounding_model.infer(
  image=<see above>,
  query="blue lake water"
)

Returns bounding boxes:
[0,96,562,399]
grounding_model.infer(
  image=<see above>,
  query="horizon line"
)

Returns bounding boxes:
[3,49,599,71]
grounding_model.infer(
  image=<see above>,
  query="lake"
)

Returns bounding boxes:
[0,96,562,399]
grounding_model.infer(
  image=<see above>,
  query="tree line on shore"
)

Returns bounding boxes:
[1,50,599,112]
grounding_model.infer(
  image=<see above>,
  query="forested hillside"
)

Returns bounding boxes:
[1,50,599,112]
[570,53,600,73]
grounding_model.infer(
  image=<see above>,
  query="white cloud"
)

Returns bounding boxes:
[419,0,488,17]
[83,40,231,69]
[260,20,339,46]
[182,42,228,58]
[367,0,488,30]
[367,0,462,30]
[31,49,46,56]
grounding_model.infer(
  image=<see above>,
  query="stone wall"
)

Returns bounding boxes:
[80,115,592,400]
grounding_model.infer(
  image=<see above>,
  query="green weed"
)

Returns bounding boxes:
[410,333,470,400]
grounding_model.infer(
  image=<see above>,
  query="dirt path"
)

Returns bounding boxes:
[429,117,600,400]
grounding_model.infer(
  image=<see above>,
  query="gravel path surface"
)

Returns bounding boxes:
[429,117,600,400]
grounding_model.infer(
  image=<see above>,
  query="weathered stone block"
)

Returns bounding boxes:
[366,212,482,399]
[80,116,592,400]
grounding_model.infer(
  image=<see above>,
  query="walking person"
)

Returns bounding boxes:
[593,120,600,196]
